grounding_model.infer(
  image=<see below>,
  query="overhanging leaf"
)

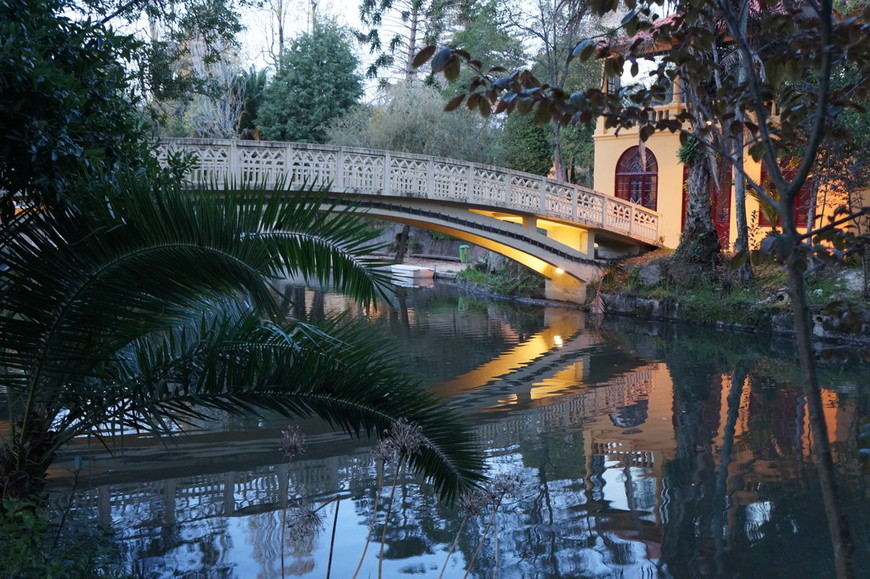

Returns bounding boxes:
[431,47,453,74]
[412,45,436,69]
[444,94,465,111]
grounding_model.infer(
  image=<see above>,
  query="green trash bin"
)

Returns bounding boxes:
[459,244,470,263]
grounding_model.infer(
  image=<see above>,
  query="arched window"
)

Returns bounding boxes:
[615,146,658,211]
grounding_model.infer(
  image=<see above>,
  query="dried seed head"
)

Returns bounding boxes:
[286,503,323,541]
[458,488,490,516]
[371,419,427,464]
[386,419,426,459]
[280,425,307,459]
[489,472,523,499]
[372,436,397,463]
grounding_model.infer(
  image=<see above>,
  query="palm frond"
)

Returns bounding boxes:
[97,303,484,502]
[0,168,484,502]
[0,171,391,392]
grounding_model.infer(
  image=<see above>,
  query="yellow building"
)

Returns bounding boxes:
[592,78,845,251]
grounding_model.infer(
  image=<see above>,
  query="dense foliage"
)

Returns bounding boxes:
[0,171,484,503]
[328,84,506,164]
[0,0,145,214]
[358,0,457,80]
[501,112,553,175]
[258,22,363,143]
[1,0,484,512]
[421,2,869,575]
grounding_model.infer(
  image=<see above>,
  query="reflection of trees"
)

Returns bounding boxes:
[603,318,869,577]
[661,355,723,577]
[712,362,746,577]
[457,421,664,577]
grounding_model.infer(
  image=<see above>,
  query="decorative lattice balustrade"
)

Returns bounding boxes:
[156,138,660,245]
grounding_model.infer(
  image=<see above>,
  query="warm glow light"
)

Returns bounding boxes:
[554,335,563,347]
[555,268,564,274]
[498,394,518,406]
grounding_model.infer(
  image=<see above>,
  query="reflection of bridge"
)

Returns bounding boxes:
[156,139,660,301]
[62,364,667,532]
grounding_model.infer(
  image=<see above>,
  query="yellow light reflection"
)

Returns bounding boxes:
[434,309,583,397]
[498,393,519,406]
[530,363,585,400]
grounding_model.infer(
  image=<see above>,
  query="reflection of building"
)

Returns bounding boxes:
[468,360,676,575]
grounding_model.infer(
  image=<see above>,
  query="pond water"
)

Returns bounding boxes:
[50,282,870,578]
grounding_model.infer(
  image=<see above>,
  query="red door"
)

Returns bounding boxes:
[711,165,731,248]
[681,162,732,249]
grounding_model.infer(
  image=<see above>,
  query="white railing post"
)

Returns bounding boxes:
[283,142,291,185]
[466,164,475,203]
[383,151,391,196]
[571,188,577,223]
[335,148,345,191]
[426,159,434,200]
[228,140,239,182]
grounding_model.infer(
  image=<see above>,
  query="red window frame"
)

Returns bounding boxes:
[615,146,658,211]
[758,162,815,229]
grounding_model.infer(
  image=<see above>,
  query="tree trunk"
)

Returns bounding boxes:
[404,7,419,82]
[394,224,410,262]
[778,191,854,576]
[674,143,720,265]
[1,427,57,501]
[551,123,566,182]
[731,49,754,283]
[732,136,754,284]
[785,246,854,578]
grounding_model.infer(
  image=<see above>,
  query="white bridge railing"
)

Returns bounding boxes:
[156,138,659,245]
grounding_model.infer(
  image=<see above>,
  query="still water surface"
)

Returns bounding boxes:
[53,283,870,577]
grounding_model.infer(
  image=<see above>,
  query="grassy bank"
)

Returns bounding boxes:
[599,249,869,340]
[456,261,546,299]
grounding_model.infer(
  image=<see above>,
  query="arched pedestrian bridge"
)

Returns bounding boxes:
[157,138,660,301]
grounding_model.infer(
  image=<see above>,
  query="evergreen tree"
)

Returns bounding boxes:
[0,0,145,215]
[258,22,363,143]
[501,112,552,175]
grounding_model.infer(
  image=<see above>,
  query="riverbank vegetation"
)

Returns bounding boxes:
[598,250,868,339]
[422,3,868,570]
[457,261,547,299]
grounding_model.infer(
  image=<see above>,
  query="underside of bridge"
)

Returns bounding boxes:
[393,217,589,302]
[330,197,612,303]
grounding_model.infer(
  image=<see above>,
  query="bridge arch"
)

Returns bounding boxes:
[331,196,595,301]
[157,138,660,301]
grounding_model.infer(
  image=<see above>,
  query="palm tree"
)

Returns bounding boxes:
[0,169,484,503]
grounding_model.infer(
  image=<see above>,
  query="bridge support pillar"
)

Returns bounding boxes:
[545,275,586,303]
[546,224,595,258]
